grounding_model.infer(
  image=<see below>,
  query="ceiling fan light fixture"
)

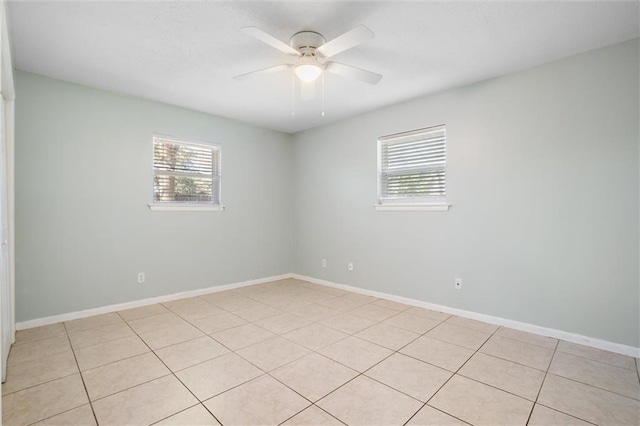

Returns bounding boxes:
[293,55,324,82]
[293,64,322,82]
[294,63,323,82]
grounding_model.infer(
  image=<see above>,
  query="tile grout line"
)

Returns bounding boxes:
[535,370,640,402]
[276,401,346,426]
[61,322,100,426]
[23,404,92,426]
[68,317,188,404]
[526,337,638,425]
[113,311,227,426]
[453,329,622,416]
[88,373,175,404]
[227,300,406,424]
[389,315,563,373]
[326,306,488,423]
[3,341,71,369]
[71,335,151,372]
[150,294,346,423]
[164,300,302,404]
[3,324,139,398]
[493,331,559,351]
[402,322,503,425]
[2,371,79,399]
[438,322,556,400]
[358,319,452,404]
[538,340,640,403]
[358,322,514,408]
[528,338,601,426]
[9,330,67,347]
[1,333,79,395]
[524,337,559,425]
[533,403,599,426]
[552,347,639,371]
[304,404,348,426]
[70,313,228,419]
[16,328,101,426]
[238,293,413,424]
[211,285,347,318]
[291,311,455,425]
[453,335,556,372]
[183,284,368,422]
[147,402,205,426]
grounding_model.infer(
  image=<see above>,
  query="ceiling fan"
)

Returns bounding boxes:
[234,25,382,85]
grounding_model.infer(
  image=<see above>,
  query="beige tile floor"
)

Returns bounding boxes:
[2,278,639,425]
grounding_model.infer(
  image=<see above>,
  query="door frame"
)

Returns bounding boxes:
[0,0,16,385]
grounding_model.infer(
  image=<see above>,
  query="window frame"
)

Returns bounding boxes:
[375,125,450,212]
[148,134,224,212]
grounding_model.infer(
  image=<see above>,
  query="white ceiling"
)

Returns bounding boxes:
[8,1,639,134]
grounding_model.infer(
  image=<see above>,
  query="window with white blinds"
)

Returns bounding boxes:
[378,125,446,204]
[152,136,221,205]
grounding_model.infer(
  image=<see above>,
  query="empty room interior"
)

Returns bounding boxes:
[0,1,639,425]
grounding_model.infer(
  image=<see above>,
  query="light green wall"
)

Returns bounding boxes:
[292,39,640,347]
[15,40,640,347]
[15,71,293,322]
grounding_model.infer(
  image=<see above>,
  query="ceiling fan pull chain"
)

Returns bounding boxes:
[291,71,295,117]
[321,73,325,117]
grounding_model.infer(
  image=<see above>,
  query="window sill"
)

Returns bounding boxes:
[148,204,225,212]
[374,203,451,212]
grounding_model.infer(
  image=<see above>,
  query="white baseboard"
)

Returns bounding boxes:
[16,272,640,358]
[16,273,293,330]
[292,274,640,358]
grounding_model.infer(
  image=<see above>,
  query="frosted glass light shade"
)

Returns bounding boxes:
[294,64,323,82]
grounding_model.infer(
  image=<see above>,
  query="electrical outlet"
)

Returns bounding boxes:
[138,272,145,284]
[455,278,462,290]
[348,262,354,271]
[321,259,327,268]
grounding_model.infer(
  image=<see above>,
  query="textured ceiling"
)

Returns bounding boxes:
[8,1,640,134]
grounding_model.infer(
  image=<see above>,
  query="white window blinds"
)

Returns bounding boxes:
[153,136,221,205]
[378,125,446,203]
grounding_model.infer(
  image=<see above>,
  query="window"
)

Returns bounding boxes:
[150,136,222,211]
[376,125,449,211]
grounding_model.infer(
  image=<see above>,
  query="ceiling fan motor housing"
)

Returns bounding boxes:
[290,31,327,55]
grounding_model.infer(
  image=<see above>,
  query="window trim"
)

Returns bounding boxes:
[148,203,225,212]
[373,203,450,212]
[376,124,450,211]
[149,134,224,211]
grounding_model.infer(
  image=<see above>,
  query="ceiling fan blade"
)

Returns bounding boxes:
[242,27,301,56]
[325,61,382,85]
[316,25,374,58]
[233,64,292,81]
